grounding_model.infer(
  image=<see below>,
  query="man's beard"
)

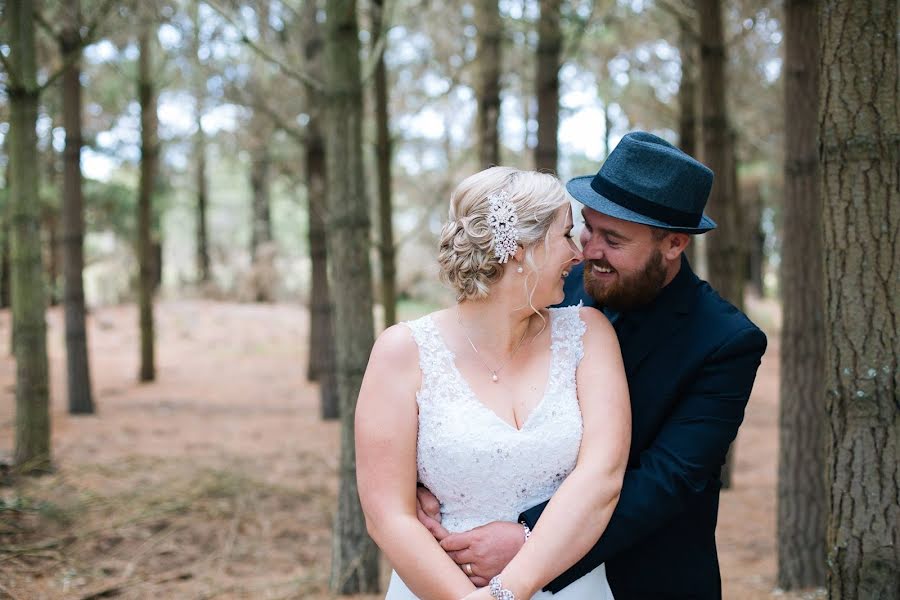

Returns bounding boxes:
[583,248,667,312]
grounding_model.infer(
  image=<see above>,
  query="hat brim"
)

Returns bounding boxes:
[566,175,717,234]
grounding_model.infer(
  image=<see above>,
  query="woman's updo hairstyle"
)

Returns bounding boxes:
[438,166,568,301]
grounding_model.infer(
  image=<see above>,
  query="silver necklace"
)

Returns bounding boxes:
[455,307,530,383]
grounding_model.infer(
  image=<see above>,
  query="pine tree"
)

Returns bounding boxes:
[820,0,899,596]
[325,0,380,592]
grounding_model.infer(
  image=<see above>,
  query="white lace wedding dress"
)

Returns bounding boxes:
[384,305,613,600]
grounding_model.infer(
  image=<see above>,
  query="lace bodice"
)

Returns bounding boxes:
[403,305,586,533]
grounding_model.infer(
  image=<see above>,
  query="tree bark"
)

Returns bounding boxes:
[820,1,900,597]
[602,100,612,159]
[743,183,764,297]
[249,0,274,267]
[9,0,52,473]
[192,2,210,284]
[677,14,702,269]
[476,0,502,167]
[0,217,10,310]
[777,0,825,588]
[697,0,741,489]
[301,0,338,419]
[534,0,561,173]
[45,210,61,306]
[698,0,742,311]
[372,0,396,328]
[60,2,95,415]
[249,144,273,262]
[324,0,380,593]
[137,25,157,383]
[677,17,698,159]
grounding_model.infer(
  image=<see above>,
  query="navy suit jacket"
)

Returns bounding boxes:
[520,256,767,599]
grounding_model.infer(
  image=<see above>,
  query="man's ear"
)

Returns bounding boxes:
[662,233,690,261]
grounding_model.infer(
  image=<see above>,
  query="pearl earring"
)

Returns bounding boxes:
[516,265,524,273]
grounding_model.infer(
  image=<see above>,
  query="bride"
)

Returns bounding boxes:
[355,167,631,600]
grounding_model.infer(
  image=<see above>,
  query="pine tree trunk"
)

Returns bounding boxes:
[744,184,764,297]
[698,0,742,489]
[1,167,10,309]
[137,26,157,383]
[46,210,61,306]
[677,15,702,269]
[0,218,10,310]
[534,0,561,173]
[9,0,52,473]
[192,2,210,284]
[301,0,338,418]
[372,0,396,328]
[602,101,611,158]
[698,0,742,309]
[678,19,697,159]
[195,124,209,282]
[820,1,900,597]
[249,144,272,263]
[307,126,338,420]
[325,0,379,593]
[777,0,825,588]
[476,0,501,167]
[60,8,94,415]
[249,0,273,267]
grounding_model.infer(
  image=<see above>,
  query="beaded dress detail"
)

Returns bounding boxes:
[384,304,614,599]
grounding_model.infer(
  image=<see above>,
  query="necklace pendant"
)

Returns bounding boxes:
[491,372,499,382]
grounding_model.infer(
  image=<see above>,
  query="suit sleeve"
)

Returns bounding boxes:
[520,324,767,592]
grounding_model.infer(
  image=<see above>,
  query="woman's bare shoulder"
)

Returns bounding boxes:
[578,305,615,338]
[372,322,418,359]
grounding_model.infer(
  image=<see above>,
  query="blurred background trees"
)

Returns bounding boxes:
[0,0,895,597]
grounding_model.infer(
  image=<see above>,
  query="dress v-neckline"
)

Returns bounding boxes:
[426,312,557,433]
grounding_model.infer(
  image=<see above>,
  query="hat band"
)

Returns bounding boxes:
[591,174,701,228]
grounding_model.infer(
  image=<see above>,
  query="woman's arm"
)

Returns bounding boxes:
[356,324,477,600]
[485,308,631,599]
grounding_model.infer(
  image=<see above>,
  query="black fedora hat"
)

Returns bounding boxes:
[566,131,716,234]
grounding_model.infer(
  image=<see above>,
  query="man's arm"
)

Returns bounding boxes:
[520,324,767,591]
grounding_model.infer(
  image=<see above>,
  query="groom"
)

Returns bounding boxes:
[418,132,767,599]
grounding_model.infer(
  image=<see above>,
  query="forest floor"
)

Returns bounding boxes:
[0,299,825,600]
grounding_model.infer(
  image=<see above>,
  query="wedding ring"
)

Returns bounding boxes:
[464,563,474,576]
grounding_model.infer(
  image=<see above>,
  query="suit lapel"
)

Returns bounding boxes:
[618,259,699,376]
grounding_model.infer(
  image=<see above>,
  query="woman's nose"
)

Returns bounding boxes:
[571,246,584,264]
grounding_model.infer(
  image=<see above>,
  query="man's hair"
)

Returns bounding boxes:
[650,226,669,241]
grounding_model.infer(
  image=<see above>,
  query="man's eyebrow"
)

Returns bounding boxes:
[599,227,629,241]
[580,211,630,240]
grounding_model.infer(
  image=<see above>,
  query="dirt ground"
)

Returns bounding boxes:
[0,299,824,599]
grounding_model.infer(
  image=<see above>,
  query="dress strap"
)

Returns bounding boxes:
[549,303,587,366]
[401,314,453,382]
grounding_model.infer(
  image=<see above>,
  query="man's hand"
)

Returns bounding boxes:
[415,486,450,541]
[440,521,525,587]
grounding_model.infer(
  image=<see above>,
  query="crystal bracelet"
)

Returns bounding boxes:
[489,575,517,600]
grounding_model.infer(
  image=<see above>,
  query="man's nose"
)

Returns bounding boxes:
[581,237,602,260]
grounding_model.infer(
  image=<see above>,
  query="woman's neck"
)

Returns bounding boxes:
[455,298,538,355]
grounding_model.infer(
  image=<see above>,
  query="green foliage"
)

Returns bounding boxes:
[84,176,137,237]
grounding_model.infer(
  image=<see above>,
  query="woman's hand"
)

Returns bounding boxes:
[459,587,493,600]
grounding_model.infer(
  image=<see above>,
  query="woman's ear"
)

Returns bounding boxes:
[513,245,525,264]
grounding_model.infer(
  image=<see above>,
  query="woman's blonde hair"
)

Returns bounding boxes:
[437,166,569,302]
